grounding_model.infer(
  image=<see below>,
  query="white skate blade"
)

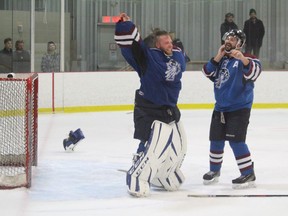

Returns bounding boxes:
[203,177,219,185]
[232,181,256,189]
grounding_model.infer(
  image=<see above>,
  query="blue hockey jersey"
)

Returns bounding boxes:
[202,54,261,112]
[114,21,186,106]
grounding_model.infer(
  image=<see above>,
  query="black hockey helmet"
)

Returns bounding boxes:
[222,29,246,48]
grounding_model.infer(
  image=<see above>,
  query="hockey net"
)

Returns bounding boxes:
[0,73,38,189]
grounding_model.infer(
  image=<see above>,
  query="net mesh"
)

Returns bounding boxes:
[0,74,38,189]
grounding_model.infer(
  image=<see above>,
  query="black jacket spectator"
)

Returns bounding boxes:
[243,9,265,57]
[220,13,238,44]
[0,38,13,73]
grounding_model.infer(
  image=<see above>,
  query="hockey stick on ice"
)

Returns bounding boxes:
[188,194,288,198]
[117,169,128,173]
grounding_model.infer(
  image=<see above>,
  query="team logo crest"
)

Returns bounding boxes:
[165,59,181,81]
[215,68,230,89]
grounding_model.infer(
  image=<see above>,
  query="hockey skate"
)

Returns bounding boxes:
[203,171,220,185]
[63,128,85,152]
[232,172,256,189]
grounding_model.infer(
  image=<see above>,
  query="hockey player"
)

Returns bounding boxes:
[202,29,261,189]
[114,13,187,197]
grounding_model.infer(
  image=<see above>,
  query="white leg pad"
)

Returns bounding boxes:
[151,164,185,191]
[171,121,187,169]
[126,120,173,197]
[151,121,187,191]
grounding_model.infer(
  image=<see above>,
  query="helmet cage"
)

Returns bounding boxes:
[222,29,246,49]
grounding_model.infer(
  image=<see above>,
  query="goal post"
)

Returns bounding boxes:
[0,73,38,189]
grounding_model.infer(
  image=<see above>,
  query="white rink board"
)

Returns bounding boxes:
[37,71,288,109]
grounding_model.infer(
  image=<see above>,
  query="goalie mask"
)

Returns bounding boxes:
[222,29,246,51]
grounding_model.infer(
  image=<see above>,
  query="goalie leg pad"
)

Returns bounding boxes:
[151,121,187,190]
[127,120,173,197]
[152,167,185,191]
[171,121,187,169]
[126,174,150,197]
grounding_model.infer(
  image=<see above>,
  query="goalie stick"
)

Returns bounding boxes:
[117,169,127,173]
[188,194,288,198]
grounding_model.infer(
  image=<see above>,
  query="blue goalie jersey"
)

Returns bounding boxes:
[114,20,186,107]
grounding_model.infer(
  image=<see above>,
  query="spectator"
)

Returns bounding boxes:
[13,40,31,72]
[243,8,265,58]
[41,41,60,72]
[220,12,238,44]
[0,38,13,73]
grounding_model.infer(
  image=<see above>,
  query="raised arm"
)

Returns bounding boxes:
[114,13,147,76]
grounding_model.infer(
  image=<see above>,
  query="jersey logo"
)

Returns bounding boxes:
[165,59,181,81]
[215,68,230,89]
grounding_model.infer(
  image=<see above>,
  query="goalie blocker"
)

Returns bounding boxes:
[126,120,187,197]
[63,128,85,152]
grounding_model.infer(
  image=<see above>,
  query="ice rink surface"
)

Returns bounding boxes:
[1,109,288,216]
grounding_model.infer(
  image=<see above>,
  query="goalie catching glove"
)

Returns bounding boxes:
[63,128,85,151]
